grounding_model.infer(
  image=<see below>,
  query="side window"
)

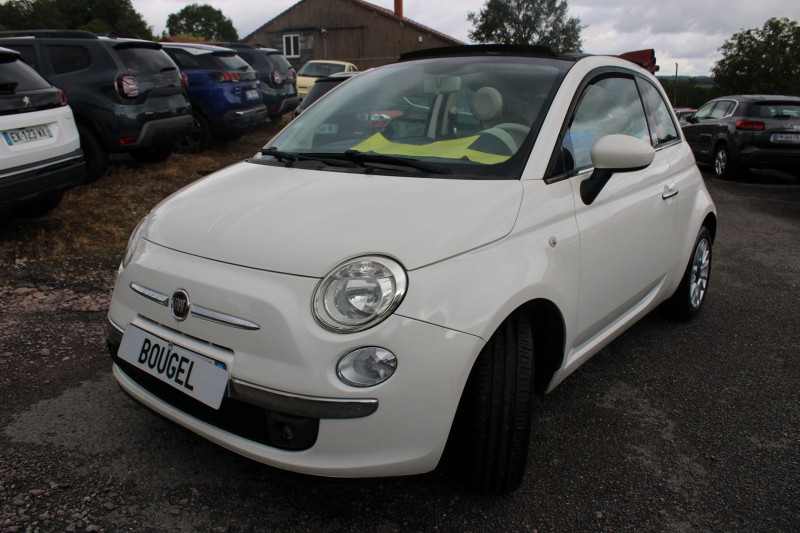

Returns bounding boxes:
[693,102,715,121]
[562,76,649,170]
[709,101,732,119]
[47,45,91,75]
[283,34,300,58]
[637,79,679,146]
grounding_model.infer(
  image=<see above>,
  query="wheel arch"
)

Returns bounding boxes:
[490,299,566,395]
[702,212,718,243]
[448,296,566,419]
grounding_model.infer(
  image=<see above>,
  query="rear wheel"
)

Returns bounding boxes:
[448,313,535,494]
[77,125,108,183]
[176,112,211,153]
[663,226,713,320]
[713,144,737,180]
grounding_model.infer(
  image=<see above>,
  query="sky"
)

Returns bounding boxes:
[129,0,800,76]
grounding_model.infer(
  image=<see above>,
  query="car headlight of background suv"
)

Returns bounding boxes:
[121,216,148,270]
[312,256,407,333]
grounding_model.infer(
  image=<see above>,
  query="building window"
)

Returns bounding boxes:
[283,34,300,58]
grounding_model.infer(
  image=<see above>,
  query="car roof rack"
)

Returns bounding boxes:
[400,44,558,62]
[0,29,99,39]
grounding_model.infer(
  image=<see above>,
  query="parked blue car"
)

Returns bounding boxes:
[162,43,267,151]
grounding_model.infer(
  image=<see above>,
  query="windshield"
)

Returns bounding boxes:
[299,62,347,77]
[263,56,569,179]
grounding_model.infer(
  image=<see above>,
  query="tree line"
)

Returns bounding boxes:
[1,0,798,101]
[0,1,237,42]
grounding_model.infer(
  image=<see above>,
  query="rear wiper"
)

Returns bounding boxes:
[343,150,451,174]
[160,66,176,72]
[259,147,358,168]
[0,81,18,93]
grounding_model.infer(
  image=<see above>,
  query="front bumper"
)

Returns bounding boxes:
[107,239,484,477]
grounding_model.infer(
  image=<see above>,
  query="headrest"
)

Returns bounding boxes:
[471,87,503,122]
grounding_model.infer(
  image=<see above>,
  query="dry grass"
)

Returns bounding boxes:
[0,120,286,273]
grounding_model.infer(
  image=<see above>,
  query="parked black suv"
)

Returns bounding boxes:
[683,94,800,179]
[0,30,193,182]
[215,43,299,119]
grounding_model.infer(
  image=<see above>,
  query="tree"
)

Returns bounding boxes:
[712,17,800,95]
[166,4,238,42]
[0,0,154,40]
[467,0,583,52]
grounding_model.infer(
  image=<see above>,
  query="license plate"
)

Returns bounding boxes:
[246,89,259,100]
[2,124,52,146]
[118,325,229,409]
[771,133,800,143]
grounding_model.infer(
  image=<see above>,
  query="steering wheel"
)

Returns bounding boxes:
[494,123,530,147]
[479,123,530,154]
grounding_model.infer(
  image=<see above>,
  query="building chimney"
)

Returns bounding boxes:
[394,0,403,18]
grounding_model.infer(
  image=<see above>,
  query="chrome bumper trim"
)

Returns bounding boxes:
[228,379,378,419]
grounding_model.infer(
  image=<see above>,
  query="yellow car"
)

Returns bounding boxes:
[296,60,357,98]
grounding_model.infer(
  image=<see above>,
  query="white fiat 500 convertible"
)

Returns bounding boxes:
[106,45,716,494]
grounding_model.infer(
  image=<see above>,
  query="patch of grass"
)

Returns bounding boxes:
[0,121,285,274]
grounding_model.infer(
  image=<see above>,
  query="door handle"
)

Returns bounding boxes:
[662,188,679,200]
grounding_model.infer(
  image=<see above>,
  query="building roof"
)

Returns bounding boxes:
[244,0,463,46]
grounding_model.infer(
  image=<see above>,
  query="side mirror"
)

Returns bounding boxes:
[580,134,655,205]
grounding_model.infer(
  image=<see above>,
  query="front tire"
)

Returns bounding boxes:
[663,226,712,320]
[449,313,535,494]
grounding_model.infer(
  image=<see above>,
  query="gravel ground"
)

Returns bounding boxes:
[1,170,798,532]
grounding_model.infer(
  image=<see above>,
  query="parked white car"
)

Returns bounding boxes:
[106,45,716,494]
[0,46,84,216]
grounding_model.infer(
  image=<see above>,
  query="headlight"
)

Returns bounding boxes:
[121,217,147,269]
[313,256,407,332]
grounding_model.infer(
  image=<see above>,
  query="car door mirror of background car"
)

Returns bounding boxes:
[580,134,656,205]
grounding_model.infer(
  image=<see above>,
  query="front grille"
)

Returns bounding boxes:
[110,350,319,451]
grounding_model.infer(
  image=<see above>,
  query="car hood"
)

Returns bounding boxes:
[144,161,523,277]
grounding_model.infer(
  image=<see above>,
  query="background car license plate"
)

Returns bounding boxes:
[2,124,52,146]
[771,133,800,143]
[246,89,258,100]
[118,325,229,409]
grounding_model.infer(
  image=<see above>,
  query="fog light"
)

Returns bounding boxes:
[337,347,397,387]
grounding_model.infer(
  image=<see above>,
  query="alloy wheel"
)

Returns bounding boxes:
[689,238,711,308]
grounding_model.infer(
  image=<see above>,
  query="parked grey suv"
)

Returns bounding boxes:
[683,94,800,179]
[0,30,193,182]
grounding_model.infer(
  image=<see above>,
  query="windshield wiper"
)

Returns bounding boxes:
[343,150,451,174]
[259,147,358,169]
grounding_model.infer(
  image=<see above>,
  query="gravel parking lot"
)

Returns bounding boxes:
[1,164,798,532]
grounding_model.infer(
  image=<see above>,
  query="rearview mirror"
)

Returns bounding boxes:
[580,135,655,205]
